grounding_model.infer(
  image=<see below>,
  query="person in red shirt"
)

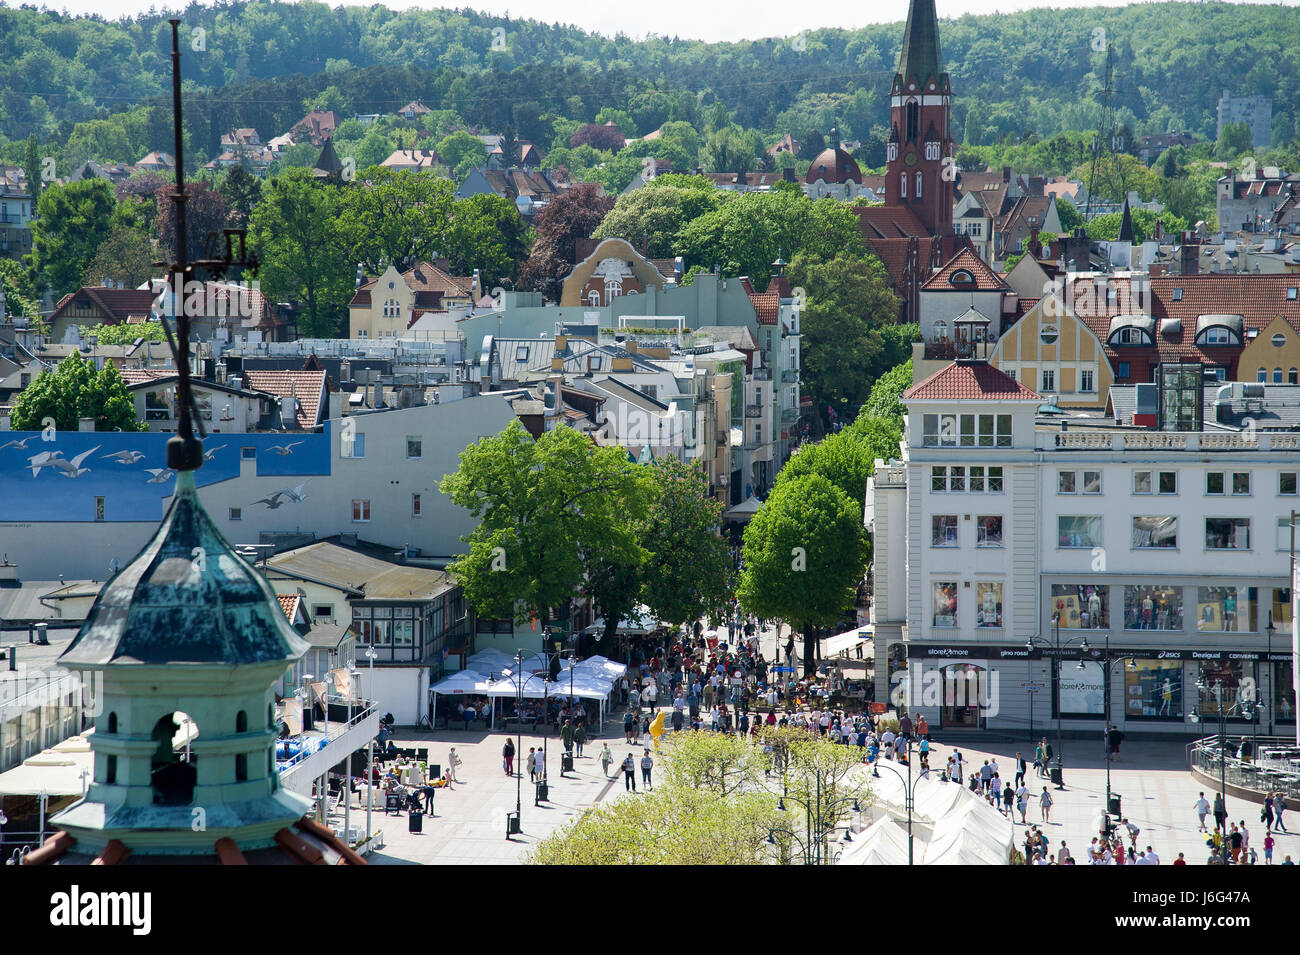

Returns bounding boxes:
[1173,853,1187,865]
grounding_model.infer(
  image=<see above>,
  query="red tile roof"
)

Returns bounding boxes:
[904,361,1042,401]
[242,370,326,430]
[1061,273,1300,377]
[50,287,156,326]
[277,593,301,621]
[854,205,931,240]
[121,368,174,386]
[922,248,1009,291]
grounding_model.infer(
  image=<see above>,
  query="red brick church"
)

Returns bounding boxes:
[856,0,970,324]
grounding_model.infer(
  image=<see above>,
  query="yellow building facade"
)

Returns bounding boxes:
[990,296,1114,408]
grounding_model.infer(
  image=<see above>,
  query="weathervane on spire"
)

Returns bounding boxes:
[160,18,259,474]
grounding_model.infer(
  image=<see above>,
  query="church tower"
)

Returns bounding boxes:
[885,0,953,236]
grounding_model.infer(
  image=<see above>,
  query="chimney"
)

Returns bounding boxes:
[79,417,95,432]
[782,166,796,182]
[1181,234,1200,275]
[1002,165,1011,183]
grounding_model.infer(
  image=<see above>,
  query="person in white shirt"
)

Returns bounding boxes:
[1057,841,1070,864]
[1144,846,1160,865]
[881,729,896,748]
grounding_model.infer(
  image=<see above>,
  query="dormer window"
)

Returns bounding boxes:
[951,269,975,286]
[924,141,940,161]
[1172,288,1183,301]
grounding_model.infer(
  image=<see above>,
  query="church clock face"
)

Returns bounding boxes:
[904,152,918,167]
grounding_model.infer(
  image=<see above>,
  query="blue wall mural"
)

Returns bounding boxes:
[0,430,332,522]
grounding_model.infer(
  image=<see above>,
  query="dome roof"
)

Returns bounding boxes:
[60,472,311,668]
[804,146,862,185]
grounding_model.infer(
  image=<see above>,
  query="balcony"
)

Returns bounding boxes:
[752,367,772,381]
[745,404,764,418]
[781,407,800,423]
[1043,430,1300,452]
[922,340,988,361]
[781,369,799,383]
[278,697,382,797]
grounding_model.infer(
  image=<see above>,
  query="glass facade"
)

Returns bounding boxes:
[1058,660,1106,716]
[933,582,958,628]
[975,582,1002,628]
[1124,659,1183,720]
[1123,585,1183,630]
[1196,660,1258,718]
[1051,584,1109,629]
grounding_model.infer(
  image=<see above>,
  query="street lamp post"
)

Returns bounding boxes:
[1191,675,1264,864]
[1026,614,1090,790]
[365,645,376,847]
[1267,613,1276,736]
[872,737,915,864]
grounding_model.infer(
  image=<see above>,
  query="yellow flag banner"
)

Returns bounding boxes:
[331,668,353,701]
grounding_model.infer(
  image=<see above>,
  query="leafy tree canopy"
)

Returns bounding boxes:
[11,351,147,433]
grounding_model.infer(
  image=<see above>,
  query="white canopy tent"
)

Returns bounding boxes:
[463,648,518,676]
[820,626,873,659]
[590,605,659,636]
[837,813,914,866]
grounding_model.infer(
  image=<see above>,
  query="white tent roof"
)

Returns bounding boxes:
[724,495,762,520]
[591,605,658,634]
[924,813,1012,865]
[837,814,913,866]
[550,671,613,700]
[464,648,517,675]
[430,670,492,695]
[480,674,550,699]
[821,626,873,658]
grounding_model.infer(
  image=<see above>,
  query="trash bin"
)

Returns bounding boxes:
[506,811,521,836]
[535,781,549,803]
[561,754,574,773]
[408,811,423,833]
[1049,766,1063,786]
[1108,793,1122,816]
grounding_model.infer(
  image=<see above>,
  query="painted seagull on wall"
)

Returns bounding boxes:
[253,491,286,509]
[264,441,303,456]
[203,444,227,461]
[0,437,35,450]
[144,468,176,484]
[103,450,146,464]
[29,447,100,478]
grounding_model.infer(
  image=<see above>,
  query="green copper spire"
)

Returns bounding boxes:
[897,0,944,87]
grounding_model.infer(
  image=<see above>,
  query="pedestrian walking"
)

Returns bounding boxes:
[1265,833,1275,864]
[1015,752,1027,787]
[561,718,574,755]
[447,747,462,784]
[624,709,636,743]
[1039,786,1053,823]
[1275,793,1289,832]
[641,750,654,790]
[622,753,637,791]
[574,722,587,757]
[1015,783,1029,824]
[599,743,613,778]
[503,738,515,776]
[1195,792,1210,831]
[526,747,537,782]
[1264,793,1275,832]
[1213,793,1228,834]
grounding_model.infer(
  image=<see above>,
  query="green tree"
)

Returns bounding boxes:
[737,473,868,677]
[1215,121,1252,161]
[81,224,156,289]
[701,125,760,173]
[442,193,532,288]
[856,357,912,425]
[11,351,146,432]
[27,178,117,296]
[436,130,488,180]
[0,259,41,319]
[24,133,42,207]
[248,169,352,337]
[339,168,456,273]
[788,251,903,420]
[594,107,637,138]
[1054,199,1084,235]
[593,185,699,257]
[637,458,734,630]
[439,421,654,632]
[678,191,864,288]
[218,165,264,229]
[79,321,167,345]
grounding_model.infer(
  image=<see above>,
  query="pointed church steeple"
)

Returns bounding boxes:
[1117,195,1135,243]
[897,0,944,90]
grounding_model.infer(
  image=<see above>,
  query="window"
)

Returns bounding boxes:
[341,432,365,458]
[932,515,958,546]
[1133,471,1152,494]
[1275,368,1285,384]
[312,605,333,621]
[412,493,423,518]
[923,414,1009,447]
[1082,471,1101,494]
[1052,584,1108,629]
[1059,660,1106,716]
[976,515,1002,545]
[1057,516,1101,548]
[1258,367,1268,383]
[1116,327,1145,345]
[1291,369,1299,385]
[1117,362,1130,379]
[1196,660,1257,718]
[1281,472,1297,495]
[406,436,422,459]
[1132,516,1178,548]
[1172,288,1183,301]
[1040,324,1059,346]
[1058,471,1076,494]
[933,320,948,341]
[1272,589,1293,627]
[915,172,923,198]
[229,507,241,521]
[1290,288,1299,301]
[1273,333,1288,348]
[1158,471,1177,494]
[241,446,256,459]
[976,582,1002,627]
[1124,585,1183,630]
[1197,586,1257,632]
[1205,517,1250,550]
[948,466,965,492]
[1202,327,1232,345]
[932,466,948,492]
[94,496,105,522]
[1281,517,1298,550]
[933,582,957,627]
[900,172,908,199]
[1004,369,1015,381]
[1232,472,1250,495]
[1125,658,1183,720]
[1206,472,1225,495]
[1080,370,1094,392]
[588,357,602,372]
[1041,369,1055,392]
[934,465,1000,492]
[515,345,530,362]
[352,499,371,522]
[987,466,1003,492]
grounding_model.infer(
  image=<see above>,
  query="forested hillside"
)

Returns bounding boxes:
[1,1,1298,163]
